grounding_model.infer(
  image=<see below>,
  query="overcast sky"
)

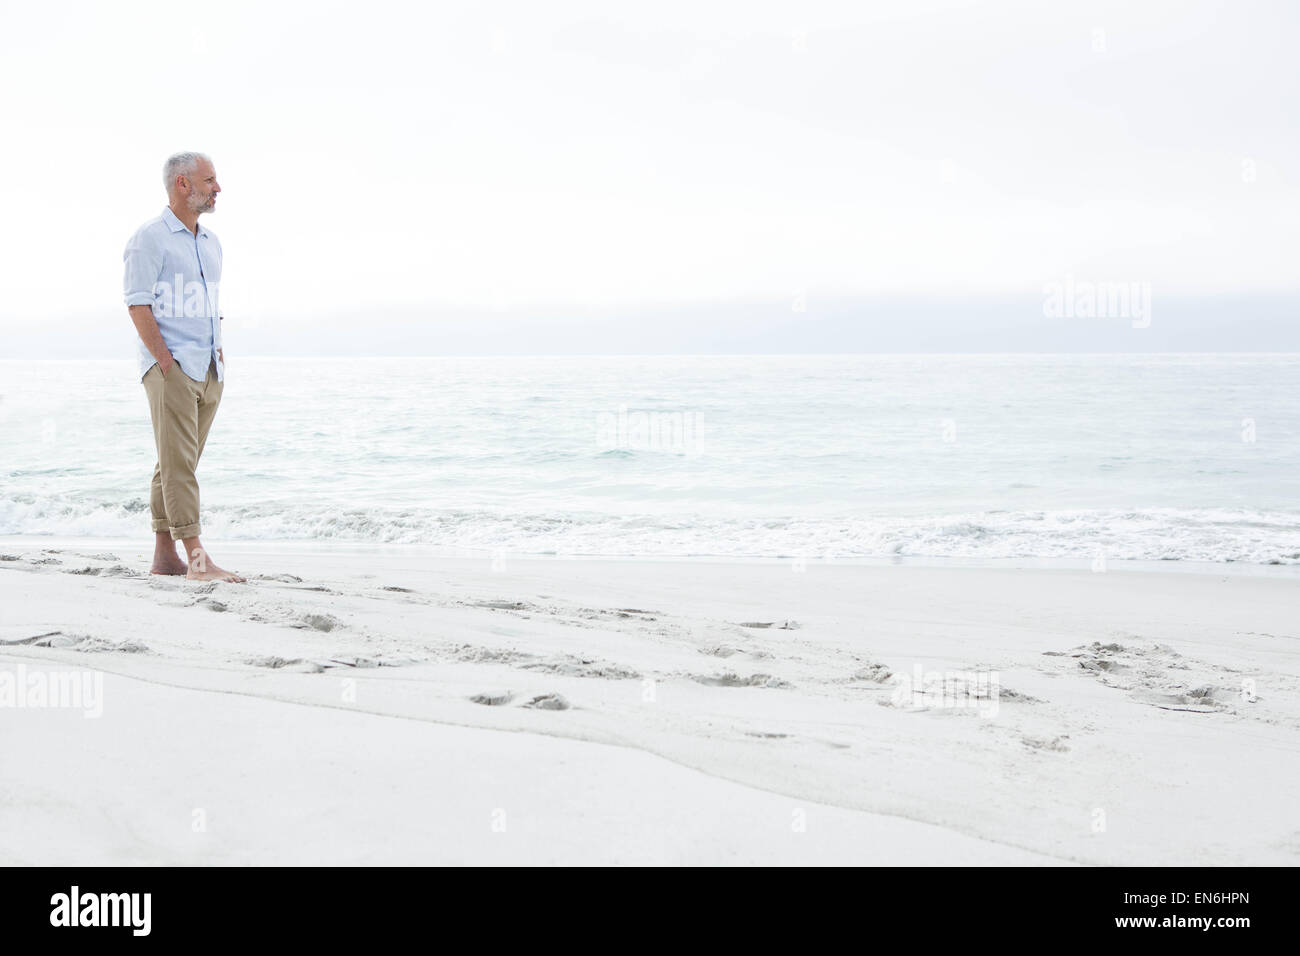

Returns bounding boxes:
[1,0,1296,353]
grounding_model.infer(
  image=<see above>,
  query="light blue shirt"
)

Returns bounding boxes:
[123,206,224,383]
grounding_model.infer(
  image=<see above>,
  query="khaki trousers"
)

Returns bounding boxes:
[143,358,223,540]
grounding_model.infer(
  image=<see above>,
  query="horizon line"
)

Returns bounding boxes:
[8,350,1300,361]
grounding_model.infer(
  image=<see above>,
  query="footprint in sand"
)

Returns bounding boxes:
[522,693,570,710]
[519,657,641,680]
[246,656,325,674]
[852,663,893,683]
[297,613,343,632]
[1130,688,1229,713]
[998,688,1044,704]
[692,672,793,689]
[0,630,64,646]
[469,691,514,706]
[67,637,150,654]
[1063,640,1241,714]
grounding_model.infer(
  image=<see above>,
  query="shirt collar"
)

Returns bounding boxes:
[162,205,208,238]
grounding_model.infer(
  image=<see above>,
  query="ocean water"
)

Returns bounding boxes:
[1,354,1298,565]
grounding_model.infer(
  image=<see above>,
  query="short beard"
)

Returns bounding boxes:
[188,193,214,214]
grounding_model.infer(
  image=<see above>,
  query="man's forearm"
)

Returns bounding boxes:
[128,305,172,367]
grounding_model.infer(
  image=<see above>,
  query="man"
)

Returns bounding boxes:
[123,152,244,582]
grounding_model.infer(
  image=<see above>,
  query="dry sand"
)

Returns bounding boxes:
[2,537,1297,865]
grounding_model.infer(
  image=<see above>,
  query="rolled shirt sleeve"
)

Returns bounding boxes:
[123,232,163,307]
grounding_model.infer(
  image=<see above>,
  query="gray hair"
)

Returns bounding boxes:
[162,152,211,193]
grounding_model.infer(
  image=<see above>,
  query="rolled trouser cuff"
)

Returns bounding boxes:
[151,517,170,533]
[143,356,221,549]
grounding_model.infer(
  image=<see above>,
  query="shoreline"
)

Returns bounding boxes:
[4,533,1298,581]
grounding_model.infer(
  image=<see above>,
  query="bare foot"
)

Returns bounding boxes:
[186,562,246,583]
[179,538,246,583]
[150,556,188,576]
[151,532,188,575]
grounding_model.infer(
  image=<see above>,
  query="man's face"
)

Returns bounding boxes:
[185,160,221,213]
